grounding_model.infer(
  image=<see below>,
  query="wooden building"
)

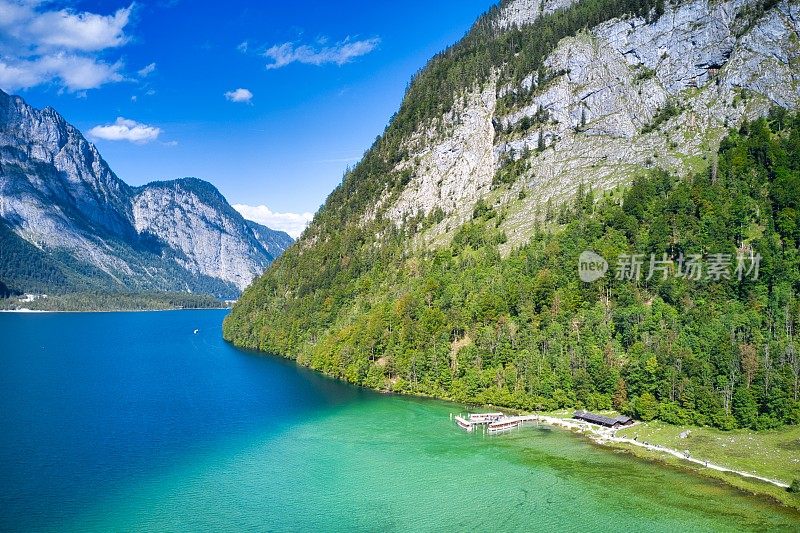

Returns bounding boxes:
[573,410,633,428]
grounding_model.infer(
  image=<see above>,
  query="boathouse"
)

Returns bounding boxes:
[573,410,633,428]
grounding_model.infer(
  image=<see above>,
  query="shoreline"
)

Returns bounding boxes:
[233,344,799,505]
[491,412,800,511]
[450,406,797,509]
[0,307,229,314]
[526,415,790,489]
[592,430,790,489]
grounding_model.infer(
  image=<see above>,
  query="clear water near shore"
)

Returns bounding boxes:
[1,310,798,531]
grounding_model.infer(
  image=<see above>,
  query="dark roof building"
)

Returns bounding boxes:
[573,410,634,428]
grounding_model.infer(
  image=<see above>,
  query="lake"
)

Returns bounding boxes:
[1,310,798,531]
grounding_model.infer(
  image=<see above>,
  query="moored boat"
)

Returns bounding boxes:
[487,417,523,434]
[455,415,474,431]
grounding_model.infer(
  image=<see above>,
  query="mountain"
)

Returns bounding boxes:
[130,178,284,293]
[0,89,292,299]
[226,0,800,430]
[245,220,295,258]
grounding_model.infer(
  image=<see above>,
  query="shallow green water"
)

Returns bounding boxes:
[83,398,800,532]
[2,310,798,531]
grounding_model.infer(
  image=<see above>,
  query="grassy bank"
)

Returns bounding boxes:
[605,437,800,510]
[497,410,800,509]
[614,422,800,487]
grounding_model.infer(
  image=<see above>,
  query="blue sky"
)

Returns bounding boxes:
[0,0,495,235]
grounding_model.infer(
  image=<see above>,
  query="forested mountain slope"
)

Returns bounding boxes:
[225,0,800,429]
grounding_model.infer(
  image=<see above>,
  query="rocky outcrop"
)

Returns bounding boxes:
[0,92,133,240]
[0,90,292,296]
[384,0,800,249]
[596,0,749,94]
[0,91,137,283]
[388,87,498,226]
[495,0,577,29]
[721,1,800,109]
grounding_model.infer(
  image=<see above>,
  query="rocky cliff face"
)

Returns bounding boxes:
[384,0,800,250]
[131,179,276,292]
[0,92,133,239]
[0,90,292,296]
[495,0,577,29]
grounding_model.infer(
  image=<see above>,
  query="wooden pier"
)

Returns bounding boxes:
[454,413,541,434]
[453,412,504,432]
[467,412,504,424]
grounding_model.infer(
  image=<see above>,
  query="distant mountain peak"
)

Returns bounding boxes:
[0,91,293,298]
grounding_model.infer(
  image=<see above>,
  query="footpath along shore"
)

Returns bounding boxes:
[529,414,790,489]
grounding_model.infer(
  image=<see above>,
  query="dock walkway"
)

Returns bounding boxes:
[454,413,544,434]
[453,412,504,432]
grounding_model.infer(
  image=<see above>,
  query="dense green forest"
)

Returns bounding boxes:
[0,219,73,294]
[226,111,800,431]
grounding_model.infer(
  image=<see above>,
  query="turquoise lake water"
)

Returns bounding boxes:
[1,309,798,531]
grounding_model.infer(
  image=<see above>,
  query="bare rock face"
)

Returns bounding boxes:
[0,96,133,236]
[383,0,800,249]
[0,91,138,283]
[596,0,749,93]
[131,180,273,292]
[0,90,292,296]
[721,1,800,109]
[495,0,578,29]
[388,87,498,226]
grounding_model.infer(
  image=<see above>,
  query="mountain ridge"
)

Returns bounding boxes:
[226,0,800,430]
[0,89,292,299]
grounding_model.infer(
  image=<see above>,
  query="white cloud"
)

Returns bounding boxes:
[26,5,132,52]
[89,117,161,144]
[264,36,380,69]
[0,53,124,92]
[0,59,43,90]
[233,204,313,238]
[137,62,156,77]
[237,41,249,53]
[0,1,135,93]
[224,87,253,103]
